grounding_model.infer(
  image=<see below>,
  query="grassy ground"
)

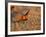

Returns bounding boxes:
[11,6,41,31]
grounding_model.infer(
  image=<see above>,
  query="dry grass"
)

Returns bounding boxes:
[11,6,41,31]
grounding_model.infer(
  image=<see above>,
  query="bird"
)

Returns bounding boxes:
[11,6,30,22]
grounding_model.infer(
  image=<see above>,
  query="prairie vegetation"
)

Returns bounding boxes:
[11,6,41,31]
